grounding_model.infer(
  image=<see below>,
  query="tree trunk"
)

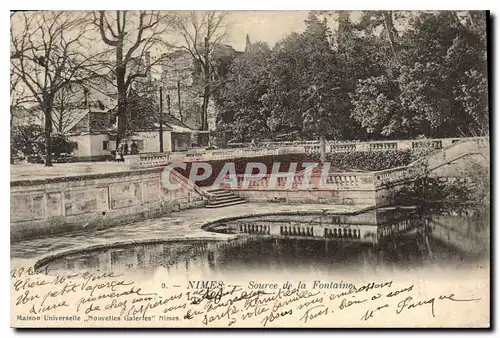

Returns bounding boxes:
[201,36,210,132]
[115,63,127,150]
[382,11,398,55]
[10,105,14,164]
[57,113,63,134]
[337,11,350,45]
[116,90,127,150]
[319,135,326,163]
[201,78,210,131]
[115,39,126,150]
[44,108,53,167]
[201,84,210,130]
[177,80,182,122]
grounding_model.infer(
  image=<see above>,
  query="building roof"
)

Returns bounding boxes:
[66,111,114,135]
[133,113,195,133]
[162,113,192,130]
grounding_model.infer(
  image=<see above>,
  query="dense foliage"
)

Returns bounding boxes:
[11,124,44,162]
[310,149,433,171]
[213,11,488,145]
[393,163,490,217]
[11,124,72,163]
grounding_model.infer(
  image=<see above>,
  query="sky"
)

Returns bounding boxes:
[223,11,310,51]
[10,11,317,100]
[221,11,370,51]
[10,10,315,64]
[9,10,409,98]
[11,11,364,59]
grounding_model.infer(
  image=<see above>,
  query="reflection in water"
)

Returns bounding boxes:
[41,208,489,277]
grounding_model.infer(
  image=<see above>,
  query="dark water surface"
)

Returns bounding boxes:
[41,208,489,277]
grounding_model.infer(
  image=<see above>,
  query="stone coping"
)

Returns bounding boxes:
[33,235,236,270]
[11,166,165,186]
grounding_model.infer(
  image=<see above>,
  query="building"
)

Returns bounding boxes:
[66,111,202,161]
[160,44,241,132]
[10,72,116,133]
[160,50,202,130]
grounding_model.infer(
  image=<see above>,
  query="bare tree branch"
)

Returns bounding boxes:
[170,11,229,130]
[94,10,170,146]
[98,11,118,46]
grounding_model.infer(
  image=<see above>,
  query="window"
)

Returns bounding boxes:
[70,142,78,151]
[102,141,109,150]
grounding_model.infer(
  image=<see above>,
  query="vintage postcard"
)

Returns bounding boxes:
[10,10,490,328]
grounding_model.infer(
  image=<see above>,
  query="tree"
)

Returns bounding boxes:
[171,11,229,131]
[11,11,104,166]
[127,80,160,131]
[213,41,272,144]
[261,13,351,160]
[261,33,304,135]
[10,70,37,126]
[10,124,44,163]
[445,11,489,135]
[355,11,407,56]
[399,11,488,137]
[351,74,410,137]
[350,11,488,138]
[299,14,346,161]
[95,10,167,148]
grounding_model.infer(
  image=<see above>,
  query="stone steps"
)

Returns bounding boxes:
[206,188,247,208]
[206,199,248,208]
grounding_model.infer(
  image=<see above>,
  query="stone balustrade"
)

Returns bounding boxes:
[412,139,443,149]
[129,145,304,168]
[329,143,357,152]
[267,136,487,151]
[225,161,433,205]
[125,136,488,201]
[369,142,398,151]
[411,137,490,170]
[11,136,488,241]
[231,171,376,191]
[125,153,170,169]
[296,137,487,154]
[127,137,489,185]
[373,166,412,187]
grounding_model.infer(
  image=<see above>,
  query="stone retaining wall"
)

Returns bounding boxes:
[10,168,207,242]
[233,189,379,206]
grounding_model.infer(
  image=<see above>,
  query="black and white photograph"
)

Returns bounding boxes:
[9,9,490,328]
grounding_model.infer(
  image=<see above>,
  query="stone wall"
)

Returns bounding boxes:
[430,213,489,255]
[10,168,207,242]
[203,207,419,245]
[234,189,378,206]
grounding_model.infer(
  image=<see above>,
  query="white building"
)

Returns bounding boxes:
[66,111,203,161]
